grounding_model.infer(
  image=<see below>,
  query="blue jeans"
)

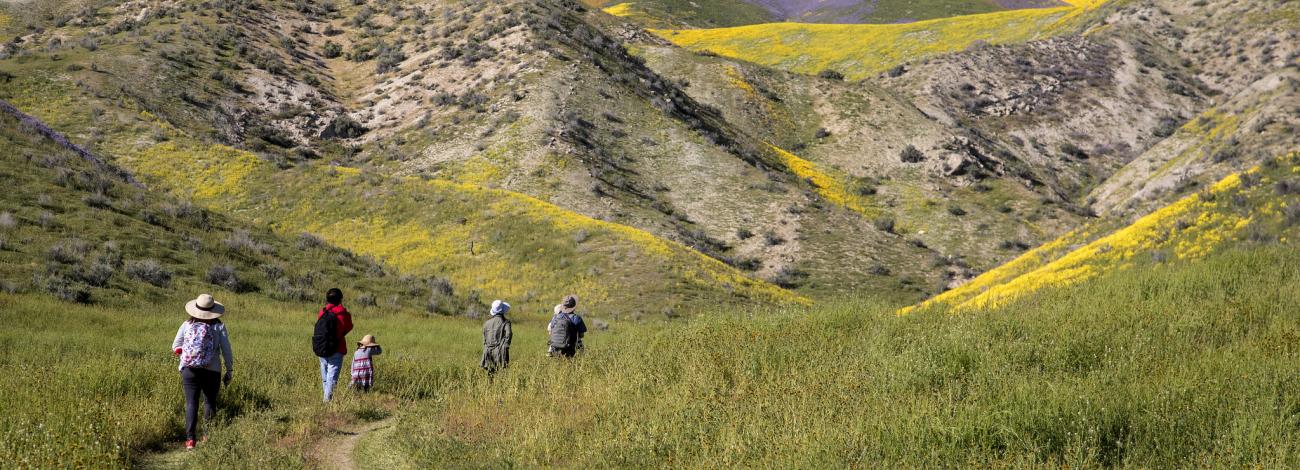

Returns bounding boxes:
[319,353,343,402]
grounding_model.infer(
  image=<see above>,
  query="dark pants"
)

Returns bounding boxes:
[180,367,220,441]
[554,346,576,358]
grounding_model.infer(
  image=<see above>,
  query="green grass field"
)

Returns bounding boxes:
[5,238,1300,467]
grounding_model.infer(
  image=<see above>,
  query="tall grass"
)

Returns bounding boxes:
[384,243,1300,467]
[0,292,542,468]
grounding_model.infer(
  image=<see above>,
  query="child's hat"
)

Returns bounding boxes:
[357,334,379,348]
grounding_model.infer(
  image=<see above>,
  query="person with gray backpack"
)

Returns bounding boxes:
[171,293,234,450]
[547,295,581,358]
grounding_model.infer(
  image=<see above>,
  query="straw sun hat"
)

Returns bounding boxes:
[357,335,379,348]
[184,293,225,320]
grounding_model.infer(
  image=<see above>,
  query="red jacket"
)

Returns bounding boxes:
[318,304,354,355]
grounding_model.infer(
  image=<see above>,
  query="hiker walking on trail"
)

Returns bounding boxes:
[481,300,513,376]
[548,295,581,358]
[350,335,382,392]
[312,288,354,402]
[172,293,234,450]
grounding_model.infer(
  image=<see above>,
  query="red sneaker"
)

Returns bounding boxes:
[185,439,196,450]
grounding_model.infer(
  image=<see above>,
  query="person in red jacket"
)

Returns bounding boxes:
[317,288,354,402]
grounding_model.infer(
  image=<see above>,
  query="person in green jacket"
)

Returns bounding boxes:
[481,300,512,377]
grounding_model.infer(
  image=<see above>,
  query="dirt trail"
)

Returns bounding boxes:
[317,417,395,470]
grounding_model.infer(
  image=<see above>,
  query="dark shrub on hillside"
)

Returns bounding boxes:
[763,231,785,246]
[817,69,844,81]
[355,293,378,307]
[770,266,808,288]
[78,260,116,288]
[322,41,343,58]
[868,264,891,276]
[321,115,367,139]
[207,265,253,292]
[297,232,326,249]
[80,192,110,210]
[126,259,172,287]
[274,278,311,302]
[225,230,274,256]
[727,257,763,271]
[375,45,407,74]
[47,241,89,265]
[41,273,91,304]
[1239,172,1261,189]
[1153,116,1180,138]
[947,205,967,216]
[1059,142,1088,159]
[161,201,210,229]
[815,128,831,139]
[427,277,457,315]
[856,184,877,196]
[736,228,754,240]
[426,279,457,311]
[1283,203,1300,227]
[873,217,895,234]
[1212,147,1240,163]
[900,145,924,163]
[999,239,1030,251]
[1275,180,1300,196]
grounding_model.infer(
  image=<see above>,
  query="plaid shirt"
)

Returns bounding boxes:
[349,346,381,387]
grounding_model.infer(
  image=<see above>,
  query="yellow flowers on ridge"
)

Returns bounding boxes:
[904,153,1300,314]
[651,0,1112,80]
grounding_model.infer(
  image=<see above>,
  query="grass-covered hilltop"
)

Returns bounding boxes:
[1,0,1297,467]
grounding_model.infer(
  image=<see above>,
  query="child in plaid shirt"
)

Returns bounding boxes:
[350,335,382,392]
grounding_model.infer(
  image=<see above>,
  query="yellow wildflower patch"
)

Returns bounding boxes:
[652,0,1111,80]
[904,153,1300,314]
[723,65,757,96]
[769,144,876,217]
[602,3,637,17]
[117,136,809,313]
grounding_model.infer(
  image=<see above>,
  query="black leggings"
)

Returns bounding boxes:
[180,367,220,440]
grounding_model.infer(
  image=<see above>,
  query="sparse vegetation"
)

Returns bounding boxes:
[900,144,924,163]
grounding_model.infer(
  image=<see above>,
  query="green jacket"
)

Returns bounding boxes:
[481,315,512,372]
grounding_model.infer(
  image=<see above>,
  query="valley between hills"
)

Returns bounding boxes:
[1,0,1297,466]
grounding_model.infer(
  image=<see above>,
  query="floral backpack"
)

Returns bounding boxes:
[180,322,216,369]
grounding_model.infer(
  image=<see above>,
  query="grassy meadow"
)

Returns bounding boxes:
[651,0,1115,80]
[373,242,1300,467]
[7,238,1297,467]
[0,292,544,468]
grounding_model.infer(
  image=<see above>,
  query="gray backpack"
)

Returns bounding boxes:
[548,313,575,349]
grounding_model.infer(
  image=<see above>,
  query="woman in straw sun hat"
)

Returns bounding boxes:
[171,293,234,450]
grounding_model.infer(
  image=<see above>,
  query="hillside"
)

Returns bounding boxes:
[594,0,1066,28]
[3,0,1300,467]
[648,0,1113,80]
[906,152,1300,312]
[0,99,476,313]
[0,0,1001,305]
